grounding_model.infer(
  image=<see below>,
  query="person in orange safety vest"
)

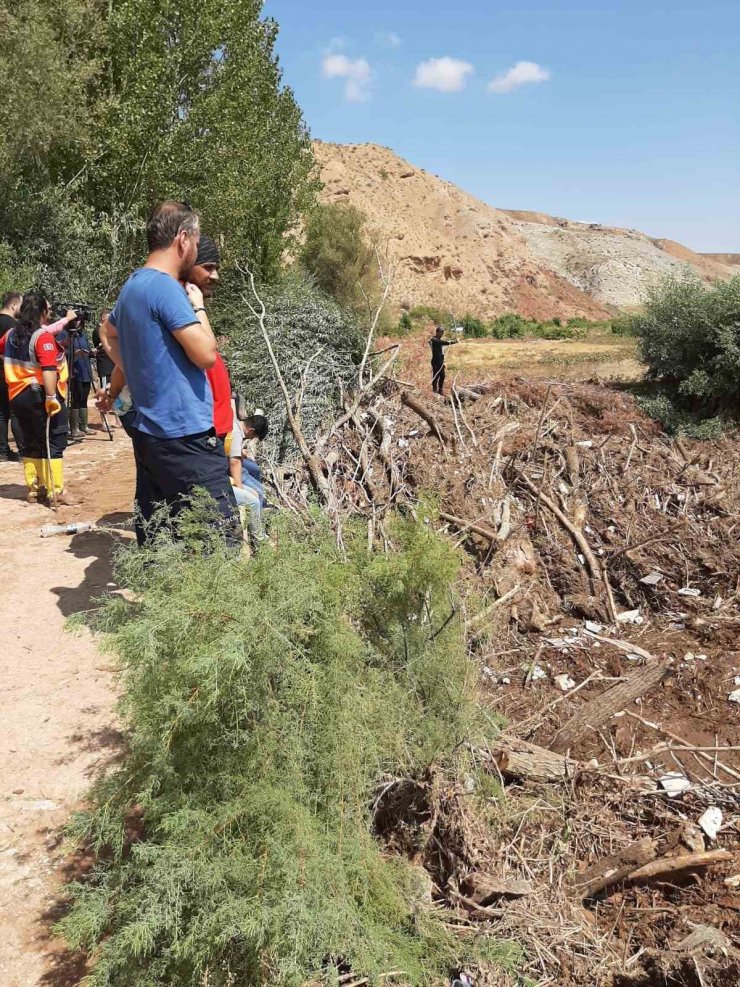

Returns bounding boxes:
[0,292,78,503]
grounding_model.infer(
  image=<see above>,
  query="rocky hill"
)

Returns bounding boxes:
[314,141,733,319]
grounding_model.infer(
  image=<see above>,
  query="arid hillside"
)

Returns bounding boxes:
[314,141,733,318]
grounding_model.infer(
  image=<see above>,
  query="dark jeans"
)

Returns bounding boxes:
[431,363,446,393]
[0,376,20,456]
[70,378,91,410]
[131,427,241,549]
[11,386,68,459]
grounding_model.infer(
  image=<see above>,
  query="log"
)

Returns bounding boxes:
[492,737,579,782]
[626,849,732,886]
[573,837,656,898]
[463,872,534,903]
[550,659,669,754]
[440,511,498,543]
[401,391,448,444]
[450,385,483,403]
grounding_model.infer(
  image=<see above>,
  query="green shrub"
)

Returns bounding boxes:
[461,313,487,338]
[610,314,635,336]
[531,321,586,340]
[636,389,726,439]
[631,276,740,406]
[397,311,413,334]
[226,274,363,462]
[488,312,529,339]
[407,305,454,329]
[57,509,515,986]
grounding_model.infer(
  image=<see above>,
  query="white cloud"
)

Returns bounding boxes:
[322,53,372,102]
[488,60,550,94]
[413,56,474,93]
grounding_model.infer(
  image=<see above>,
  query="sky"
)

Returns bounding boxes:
[263,0,739,252]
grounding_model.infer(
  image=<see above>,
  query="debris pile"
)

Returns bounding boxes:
[269,350,740,985]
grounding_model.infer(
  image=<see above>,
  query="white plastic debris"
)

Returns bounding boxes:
[501,676,511,685]
[577,553,586,565]
[640,572,663,586]
[678,587,701,597]
[734,676,740,686]
[728,689,740,704]
[481,666,496,681]
[696,654,707,662]
[397,438,409,449]
[659,772,692,798]
[584,620,603,634]
[617,608,644,625]
[684,653,695,662]
[408,429,419,437]
[554,673,576,691]
[626,653,643,662]
[575,440,593,448]
[531,664,547,681]
[698,807,723,841]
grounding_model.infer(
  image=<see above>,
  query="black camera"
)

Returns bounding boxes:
[53,301,95,333]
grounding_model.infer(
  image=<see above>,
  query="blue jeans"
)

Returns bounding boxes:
[233,484,266,543]
[242,460,265,507]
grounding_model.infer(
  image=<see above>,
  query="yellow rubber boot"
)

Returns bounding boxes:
[49,458,78,507]
[23,458,40,501]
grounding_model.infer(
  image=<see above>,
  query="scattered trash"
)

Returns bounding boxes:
[677,587,701,597]
[481,666,496,681]
[554,673,576,691]
[670,621,686,631]
[397,438,409,449]
[698,807,722,841]
[640,571,663,586]
[577,553,586,566]
[617,608,644,624]
[575,440,593,448]
[501,676,511,685]
[696,654,708,661]
[728,689,740,704]
[684,653,695,662]
[530,664,547,682]
[40,521,95,538]
[659,772,691,798]
[584,620,603,634]
[626,653,643,662]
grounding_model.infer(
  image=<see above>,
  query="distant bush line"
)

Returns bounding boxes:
[391,305,622,340]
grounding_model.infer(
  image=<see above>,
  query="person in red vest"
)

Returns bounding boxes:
[0,293,77,503]
[188,235,234,447]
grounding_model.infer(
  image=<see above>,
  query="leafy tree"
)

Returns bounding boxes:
[300,203,383,320]
[489,312,529,339]
[631,276,740,407]
[0,0,317,303]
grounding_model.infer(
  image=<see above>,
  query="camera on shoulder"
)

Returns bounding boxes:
[53,301,94,333]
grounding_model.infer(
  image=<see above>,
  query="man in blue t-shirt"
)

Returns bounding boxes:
[99,200,240,547]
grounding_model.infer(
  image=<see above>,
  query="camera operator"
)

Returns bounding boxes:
[0,293,77,504]
[58,318,94,439]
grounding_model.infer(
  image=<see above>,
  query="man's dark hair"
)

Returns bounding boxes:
[1,291,21,309]
[243,414,268,440]
[146,200,199,252]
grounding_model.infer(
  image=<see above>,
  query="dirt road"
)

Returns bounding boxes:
[0,423,135,987]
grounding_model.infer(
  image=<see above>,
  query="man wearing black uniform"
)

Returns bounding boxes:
[0,291,21,461]
[428,325,457,395]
